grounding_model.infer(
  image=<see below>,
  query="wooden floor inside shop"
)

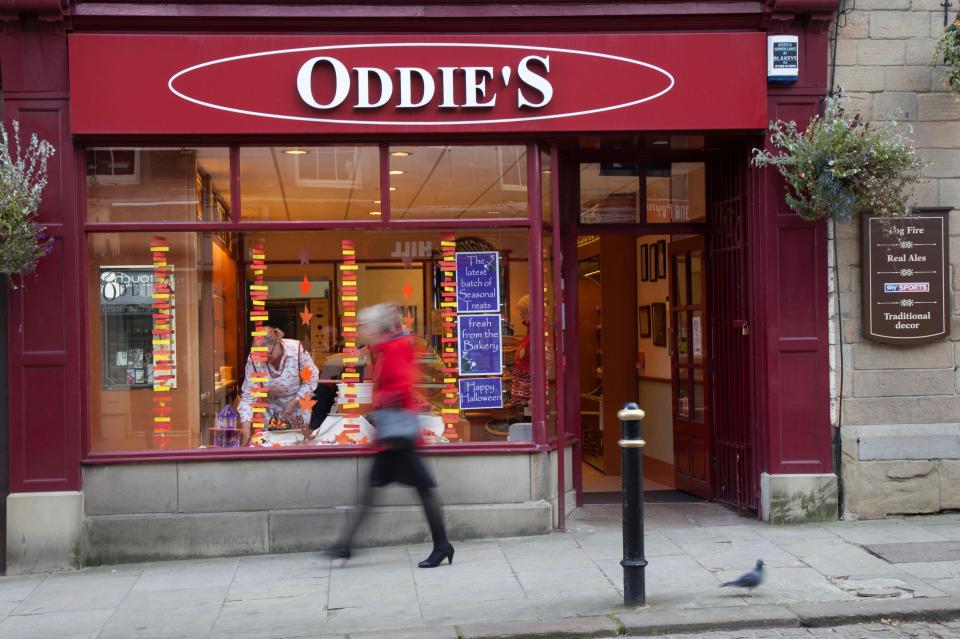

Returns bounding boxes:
[581,461,673,493]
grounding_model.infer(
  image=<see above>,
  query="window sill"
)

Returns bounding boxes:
[82,441,550,464]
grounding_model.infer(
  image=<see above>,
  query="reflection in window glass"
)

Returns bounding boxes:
[544,236,558,439]
[87,229,532,452]
[240,146,381,220]
[86,148,231,222]
[541,148,552,223]
[646,162,706,223]
[579,162,640,224]
[389,146,528,219]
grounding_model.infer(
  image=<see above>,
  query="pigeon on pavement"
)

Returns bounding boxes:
[720,559,765,592]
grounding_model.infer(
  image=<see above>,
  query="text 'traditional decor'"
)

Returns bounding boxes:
[861,211,951,345]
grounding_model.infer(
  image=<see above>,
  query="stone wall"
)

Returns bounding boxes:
[830,1,960,518]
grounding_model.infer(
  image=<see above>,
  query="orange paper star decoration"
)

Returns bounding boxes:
[298,395,317,412]
[300,366,314,384]
[299,275,312,296]
[402,281,413,299]
[335,431,353,445]
[299,304,313,325]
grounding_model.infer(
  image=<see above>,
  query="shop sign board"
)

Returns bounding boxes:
[457,313,503,375]
[456,251,500,313]
[861,211,950,345]
[69,33,766,134]
[458,378,504,410]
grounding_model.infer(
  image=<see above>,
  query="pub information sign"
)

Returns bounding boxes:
[861,211,951,345]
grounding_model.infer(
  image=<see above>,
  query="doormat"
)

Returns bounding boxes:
[582,490,706,504]
[863,541,960,564]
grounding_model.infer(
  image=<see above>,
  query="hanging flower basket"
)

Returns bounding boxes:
[751,97,924,224]
[0,121,55,286]
[932,13,960,95]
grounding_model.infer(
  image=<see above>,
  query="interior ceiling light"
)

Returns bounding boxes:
[282,148,309,155]
[389,187,397,191]
[389,169,405,175]
[652,139,669,146]
[390,151,412,157]
[374,200,381,204]
[368,211,382,216]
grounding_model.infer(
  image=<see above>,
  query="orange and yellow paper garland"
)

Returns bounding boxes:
[150,237,173,448]
[337,239,365,445]
[439,235,460,441]
[248,242,270,442]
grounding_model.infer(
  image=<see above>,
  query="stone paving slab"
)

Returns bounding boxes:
[4,505,960,638]
[864,541,960,563]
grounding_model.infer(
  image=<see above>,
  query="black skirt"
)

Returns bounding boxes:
[369,449,437,488]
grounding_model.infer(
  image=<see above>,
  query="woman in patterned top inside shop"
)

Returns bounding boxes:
[237,322,319,445]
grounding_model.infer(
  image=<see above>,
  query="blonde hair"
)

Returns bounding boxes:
[262,326,284,347]
[358,303,401,336]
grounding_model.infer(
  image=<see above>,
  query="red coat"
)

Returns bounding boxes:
[370,334,418,411]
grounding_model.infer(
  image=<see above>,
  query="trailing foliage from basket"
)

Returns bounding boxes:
[932,14,960,95]
[0,121,55,286]
[751,97,924,223]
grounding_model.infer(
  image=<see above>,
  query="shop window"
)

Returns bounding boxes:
[87,229,532,453]
[239,146,380,220]
[86,147,231,222]
[646,162,706,223]
[579,162,640,224]
[389,145,528,219]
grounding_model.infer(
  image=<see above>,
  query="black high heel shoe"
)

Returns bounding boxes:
[418,543,454,568]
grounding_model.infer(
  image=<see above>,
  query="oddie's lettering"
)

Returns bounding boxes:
[296,55,553,111]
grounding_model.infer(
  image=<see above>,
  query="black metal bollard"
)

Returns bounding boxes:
[618,402,647,606]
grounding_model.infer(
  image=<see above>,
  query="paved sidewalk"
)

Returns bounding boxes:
[4,502,960,638]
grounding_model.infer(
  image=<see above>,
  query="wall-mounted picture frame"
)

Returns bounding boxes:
[640,244,649,281]
[651,302,667,347]
[638,304,651,338]
[656,240,667,279]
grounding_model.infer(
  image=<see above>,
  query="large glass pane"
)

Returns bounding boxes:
[541,148,553,224]
[86,147,231,222]
[88,228,533,452]
[89,232,240,451]
[543,235,558,439]
[239,146,381,220]
[690,250,704,306]
[646,162,706,223]
[389,145,528,219]
[579,162,640,224]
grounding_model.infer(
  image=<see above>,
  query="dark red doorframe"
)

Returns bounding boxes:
[0,280,9,574]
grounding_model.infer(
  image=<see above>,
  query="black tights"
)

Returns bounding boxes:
[340,483,448,550]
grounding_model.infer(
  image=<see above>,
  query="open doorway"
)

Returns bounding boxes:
[577,233,707,503]
[566,140,756,510]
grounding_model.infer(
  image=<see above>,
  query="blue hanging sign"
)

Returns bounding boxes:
[458,378,504,411]
[457,313,503,376]
[456,251,500,313]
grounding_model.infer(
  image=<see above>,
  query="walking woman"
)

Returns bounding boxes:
[327,303,454,568]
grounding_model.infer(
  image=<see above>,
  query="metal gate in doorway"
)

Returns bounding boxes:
[708,144,757,512]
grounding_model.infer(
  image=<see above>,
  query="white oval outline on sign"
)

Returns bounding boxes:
[167,42,675,126]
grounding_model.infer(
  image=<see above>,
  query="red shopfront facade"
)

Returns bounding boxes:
[1,0,838,573]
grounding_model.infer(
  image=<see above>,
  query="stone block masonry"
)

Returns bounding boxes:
[830,3,960,519]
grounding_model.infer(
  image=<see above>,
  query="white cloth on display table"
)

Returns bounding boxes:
[237,338,319,424]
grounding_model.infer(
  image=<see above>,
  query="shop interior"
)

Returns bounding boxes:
[576,156,708,502]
